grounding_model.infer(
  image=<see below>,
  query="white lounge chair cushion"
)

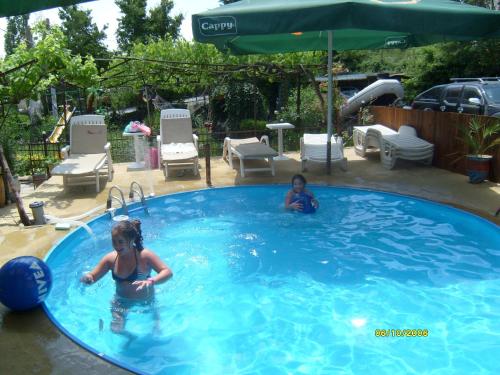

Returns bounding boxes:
[382,134,433,150]
[161,143,198,161]
[70,124,107,154]
[229,137,260,147]
[51,153,107,176]
[303,134,344,160]
[234,143,278,159]
[353,124,397,136]
[159,117,194,144]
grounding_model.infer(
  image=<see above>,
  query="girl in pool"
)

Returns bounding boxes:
[81,219,172,332]
[285,174,319,213]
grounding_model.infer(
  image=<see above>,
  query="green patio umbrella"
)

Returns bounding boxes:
[192,0,500,173]
[0,0,96,17]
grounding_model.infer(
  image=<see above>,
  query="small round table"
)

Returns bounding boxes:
[122,132,146,171]
[265,122,295,160]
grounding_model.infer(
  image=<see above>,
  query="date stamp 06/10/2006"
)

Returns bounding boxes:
[374,329,429,337]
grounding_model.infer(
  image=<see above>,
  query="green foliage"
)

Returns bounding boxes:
[211,81,265,129]
[404,41,500,99]
[12,153,31,175]
[147,0,183,41]
[240,119,267,130]
[116,0,147,51]
[104,39,222,95]
[1,136,16,173]
[109,88,140,111]
[115,0,183,51]
[58,6,109,66]
[280,86,324,128]
[4,14,31,55]
[456,117,500,157]
[358,106,375,125]
[0,22,99,106]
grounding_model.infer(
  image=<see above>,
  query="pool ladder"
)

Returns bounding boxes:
[106,182,149,218]
[106,186,128,216]
[129,181,149,215]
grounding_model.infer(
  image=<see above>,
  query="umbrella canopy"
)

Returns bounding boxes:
[0,0,96,17]
[193,0,500,173]
[193,0,500,55]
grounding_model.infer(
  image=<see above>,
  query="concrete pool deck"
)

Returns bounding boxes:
[0,148,499,374]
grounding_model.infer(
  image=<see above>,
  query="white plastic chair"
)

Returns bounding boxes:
[51,115,113,192]
[300,134,347,172]
[156,109,199,179]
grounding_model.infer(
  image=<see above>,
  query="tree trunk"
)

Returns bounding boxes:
[0,145,31,226]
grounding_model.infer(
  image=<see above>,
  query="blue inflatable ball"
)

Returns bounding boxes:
[0,256,52,311]
[291,192,316,214]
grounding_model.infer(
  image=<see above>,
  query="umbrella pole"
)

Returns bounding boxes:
[326,30,333,175]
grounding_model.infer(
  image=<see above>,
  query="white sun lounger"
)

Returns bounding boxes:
[353,124,397,157]
[223,136,278,177]
[300,133,347,172]
[354,124,434,169]
[51,115,113,192]
[157,109,199,179]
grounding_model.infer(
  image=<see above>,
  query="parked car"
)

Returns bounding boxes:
[411,78,500,117]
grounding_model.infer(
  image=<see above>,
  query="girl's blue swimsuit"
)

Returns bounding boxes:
[112,250,150,282]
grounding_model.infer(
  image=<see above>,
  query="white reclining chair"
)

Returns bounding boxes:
[51,115,113,193]
[300,133,347,172]
[223,136,278,178]
[353,124,397,157]
[354,124,434,169]
[157,109,199,179]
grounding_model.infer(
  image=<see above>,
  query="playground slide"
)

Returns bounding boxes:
[48,106,75,143]
[340,79,404,118]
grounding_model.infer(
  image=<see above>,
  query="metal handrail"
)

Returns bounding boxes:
[106,185,128,215]
[129,181,149,215]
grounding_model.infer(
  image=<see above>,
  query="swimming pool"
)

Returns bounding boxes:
[44,186,500,375]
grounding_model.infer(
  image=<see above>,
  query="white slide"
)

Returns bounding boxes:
[340,79,404,118]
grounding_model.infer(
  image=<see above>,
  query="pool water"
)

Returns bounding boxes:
[44,186,500,375]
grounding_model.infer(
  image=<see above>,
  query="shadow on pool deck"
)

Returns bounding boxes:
[0,148,498,374]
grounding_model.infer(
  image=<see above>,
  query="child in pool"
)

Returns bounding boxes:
[81,219,172,333]
[285,174,319,213]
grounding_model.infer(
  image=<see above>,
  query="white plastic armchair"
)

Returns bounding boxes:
[157,109,199,179]
[51,115,113,192]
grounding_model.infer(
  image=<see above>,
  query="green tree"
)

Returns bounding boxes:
[115,0,182,51]
[58,6,109,62]
[4,15,32,55]
[147,0,183,41]
[116,0,147,51]
[0,22,99,105]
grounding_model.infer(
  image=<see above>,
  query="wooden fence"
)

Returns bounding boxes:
[370,106,500,182]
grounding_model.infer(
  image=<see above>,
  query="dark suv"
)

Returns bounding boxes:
[411,78,500,117]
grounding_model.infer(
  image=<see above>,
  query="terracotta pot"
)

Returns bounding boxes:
[466,155,492,183]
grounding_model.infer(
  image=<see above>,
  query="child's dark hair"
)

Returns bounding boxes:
[291,174,307,185]
[112,219,144,251]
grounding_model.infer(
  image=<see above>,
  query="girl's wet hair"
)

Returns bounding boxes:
[112,219,144,251]
[291,174,307,185]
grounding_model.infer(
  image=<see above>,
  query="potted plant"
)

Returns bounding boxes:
[454,117,500,183]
